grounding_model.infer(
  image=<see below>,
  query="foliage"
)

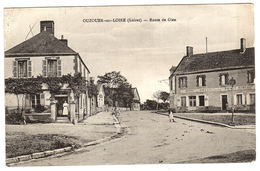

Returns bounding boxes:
[142,99,158,110]
[5,73,89,113]
[88,79,98,98]
[97,71,129,88]
[98,71,134,108]
[159,91,170,102]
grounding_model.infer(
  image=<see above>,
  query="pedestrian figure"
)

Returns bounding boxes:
[169,110,174,122]
[63,101,69,116]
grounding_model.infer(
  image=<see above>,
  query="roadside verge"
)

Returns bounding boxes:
[6,112,126,166]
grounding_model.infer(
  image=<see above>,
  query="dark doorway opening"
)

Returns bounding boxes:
[221,95,228,110]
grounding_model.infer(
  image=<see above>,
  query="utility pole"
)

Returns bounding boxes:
[228,77,236,125]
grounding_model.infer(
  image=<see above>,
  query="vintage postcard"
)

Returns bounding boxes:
[4,4,255,166]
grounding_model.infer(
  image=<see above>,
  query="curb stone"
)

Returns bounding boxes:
[155,112,255,129]
[6,112,125,166]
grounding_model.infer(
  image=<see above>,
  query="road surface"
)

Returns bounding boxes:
[15,111,255,166]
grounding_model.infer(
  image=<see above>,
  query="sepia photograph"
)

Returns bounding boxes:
[3,3,256,167]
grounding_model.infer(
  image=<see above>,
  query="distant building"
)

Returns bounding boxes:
[97,84,105,108]
[131,88,141,111]
[5,20,91,122]
[169,38,255,112]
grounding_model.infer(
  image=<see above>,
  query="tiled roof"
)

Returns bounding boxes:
[174,48,255,75]
[5,31,77,57]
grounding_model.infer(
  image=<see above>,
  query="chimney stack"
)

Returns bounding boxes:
[40,21,54,35]
[240,38,246,53]
[60,35,68,46]
[186,46,193,57]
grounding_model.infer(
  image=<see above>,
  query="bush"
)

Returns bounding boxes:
[6,111,24,125]
[34,104,46,113]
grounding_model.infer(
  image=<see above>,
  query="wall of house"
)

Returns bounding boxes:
[4,55,76,78]
[170,68,255,112]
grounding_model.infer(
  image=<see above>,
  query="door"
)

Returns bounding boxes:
[56,96,68,117]
[221,95,228,110]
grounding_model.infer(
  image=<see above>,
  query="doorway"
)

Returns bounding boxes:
[221,95,228,110]
[55,96,68,117]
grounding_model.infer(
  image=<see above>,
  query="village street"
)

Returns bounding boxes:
[16,111,255,166]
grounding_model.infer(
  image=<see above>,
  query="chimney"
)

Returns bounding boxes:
[186,46,193,57]
[240,38,246,53]
[60,35,68,46]
[40,21,54,35]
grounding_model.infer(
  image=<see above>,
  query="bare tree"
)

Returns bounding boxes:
[153,90,162,110]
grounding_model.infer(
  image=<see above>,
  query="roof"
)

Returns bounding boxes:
[132,88,140,102]
[173,47,255,75]
[5,31,77,57]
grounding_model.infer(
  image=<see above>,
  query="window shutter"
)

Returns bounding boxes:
[203,75,206,86]
[27,60,32,77]
[225,74,229,85]
[42,60,47,77]
[196,76,199,87]
[57,59,61,77]
[219,75,221,85]
[246,94,250,105]
[205,95,209,106]
[186,96,189,107]
[242,94,245,105]
[13,61,17,77]
[233,94,237,106]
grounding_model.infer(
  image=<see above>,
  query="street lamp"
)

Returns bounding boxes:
[228,77,236,125]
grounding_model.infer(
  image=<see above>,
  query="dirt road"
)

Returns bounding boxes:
[15,111,255,166]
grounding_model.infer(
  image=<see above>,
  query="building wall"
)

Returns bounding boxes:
[170,68,255,112]
[4,55,76,78]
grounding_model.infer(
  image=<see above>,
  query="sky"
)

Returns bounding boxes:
[4,4,254,102]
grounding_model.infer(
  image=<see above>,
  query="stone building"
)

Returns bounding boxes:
[131,88,141,111]
[169,38,255,112]
[5,20,91,122]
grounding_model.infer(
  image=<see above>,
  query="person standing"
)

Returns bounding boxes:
[63,101,69,116]
[169,110,174,122]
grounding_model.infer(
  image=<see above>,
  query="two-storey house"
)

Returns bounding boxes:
[5,20,91,122]
[169,38,255,112]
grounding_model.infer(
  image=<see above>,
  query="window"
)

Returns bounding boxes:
[248,71,255,83]
[47,60,57,77]
[18,60,27,78]
[199,96,205,106]
[236,94,242,105]
[219,73,228,86]
[179,77,187,88]
[31,94,40,109]
[197,75,206,87]
[189,96,196,107]
[170,78,173,91]
[181,97,186,107]
[250,94,255,105]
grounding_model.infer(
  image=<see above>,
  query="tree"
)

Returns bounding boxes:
[153,90,162,110]
[98,71,133,108]
[160,91,170,102]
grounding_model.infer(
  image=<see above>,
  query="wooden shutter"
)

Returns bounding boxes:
[57,59,61,77]
[27,60,32,77]
[42,60,47,77]
[196,76,199,87]
[13,61,17,77]
[205,95,209,106]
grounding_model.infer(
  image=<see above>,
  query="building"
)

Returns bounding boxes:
[5,20,91,122]
[97,83,105,108]
[169,38,255,113]
[131,88,141,111]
